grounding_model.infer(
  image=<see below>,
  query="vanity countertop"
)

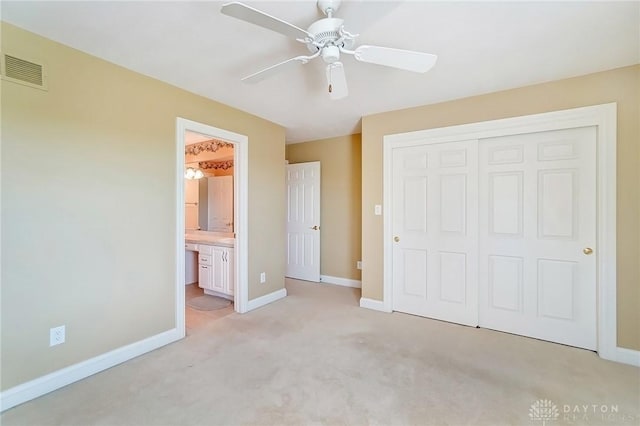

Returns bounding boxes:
[185,231,234,248]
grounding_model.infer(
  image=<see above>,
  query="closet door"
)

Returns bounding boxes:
[478,127,597,350]
[391,140,479,326]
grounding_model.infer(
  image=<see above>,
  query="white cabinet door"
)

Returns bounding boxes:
[207,176,233,232]
[391,141,478,326]
[478,127,597,350]
[211,246,226,293]
[198,263,212,290]
[210,246,234,296]
[285,162,321,282]
[224,248,234,296]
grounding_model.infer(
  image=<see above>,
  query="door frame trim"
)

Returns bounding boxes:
[382,103,620,363]
[176,118,249,337]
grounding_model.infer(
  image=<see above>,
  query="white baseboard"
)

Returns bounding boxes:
[359,297,391,312]
[320,275,362,289]
[606,346,640,367]
[246,288,287,311]
[0,328,183,412]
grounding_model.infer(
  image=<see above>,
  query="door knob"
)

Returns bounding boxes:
[310,225,319,230]
[583,247,593,255]
[394,236,400,242]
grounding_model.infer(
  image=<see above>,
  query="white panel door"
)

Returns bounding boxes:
[211,246,226,293]
[392,141,478,326]
[478,127,597,349]
[207,176,233,232]
[286,162,321,282]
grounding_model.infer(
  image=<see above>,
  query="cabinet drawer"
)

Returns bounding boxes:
[198,264,212,290]
[198,244,213,255]
[185,243,198,251]
[198,254,212,266]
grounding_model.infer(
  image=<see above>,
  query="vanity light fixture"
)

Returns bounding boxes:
[185,167,204,179]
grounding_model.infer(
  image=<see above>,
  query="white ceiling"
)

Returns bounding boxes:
[3,1,639,143]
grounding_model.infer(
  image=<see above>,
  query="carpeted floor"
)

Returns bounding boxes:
[2,279,639,425]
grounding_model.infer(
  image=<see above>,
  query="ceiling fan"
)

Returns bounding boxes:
[221,0,438,100]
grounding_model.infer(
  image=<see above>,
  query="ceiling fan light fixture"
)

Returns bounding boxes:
[222,1,438,100]
[322,45,340,63]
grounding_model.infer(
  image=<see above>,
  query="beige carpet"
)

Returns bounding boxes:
[2,279,639,425]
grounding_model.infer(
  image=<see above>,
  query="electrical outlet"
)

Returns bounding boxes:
[50,325,65,347]
[260,272,266,283]
[374,204,382,215]
[356,261,362,270]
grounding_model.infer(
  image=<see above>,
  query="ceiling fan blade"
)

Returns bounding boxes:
[221,2,312,40]
[326,62,348,100]
[242,56,309,84]
[353,45,437,73]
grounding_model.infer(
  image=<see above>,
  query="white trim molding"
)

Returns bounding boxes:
[320,275,362,288]
[0,329,182,412]
[612,347,640,367]
[359,297,391,313]
[382,103,628,364]
[176,118,249,315]
[246,288,287,311]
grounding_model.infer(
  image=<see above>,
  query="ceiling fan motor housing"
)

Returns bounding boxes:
[306,18,354,54]
[220,0,439,98]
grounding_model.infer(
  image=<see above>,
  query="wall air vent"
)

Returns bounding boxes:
[1,53,48,90]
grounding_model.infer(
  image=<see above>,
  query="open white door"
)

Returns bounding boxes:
[286,162,321,282]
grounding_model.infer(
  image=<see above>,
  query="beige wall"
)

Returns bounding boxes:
[1,22,285,390]
[286,134,362,281]
[361,65,640,350]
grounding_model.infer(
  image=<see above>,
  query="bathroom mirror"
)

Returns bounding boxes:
[185,131,234,233]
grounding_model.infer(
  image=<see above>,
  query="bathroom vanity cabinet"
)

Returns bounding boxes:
[197,243,234,299]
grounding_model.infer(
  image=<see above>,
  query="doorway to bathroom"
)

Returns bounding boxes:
[175,118,249,337]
